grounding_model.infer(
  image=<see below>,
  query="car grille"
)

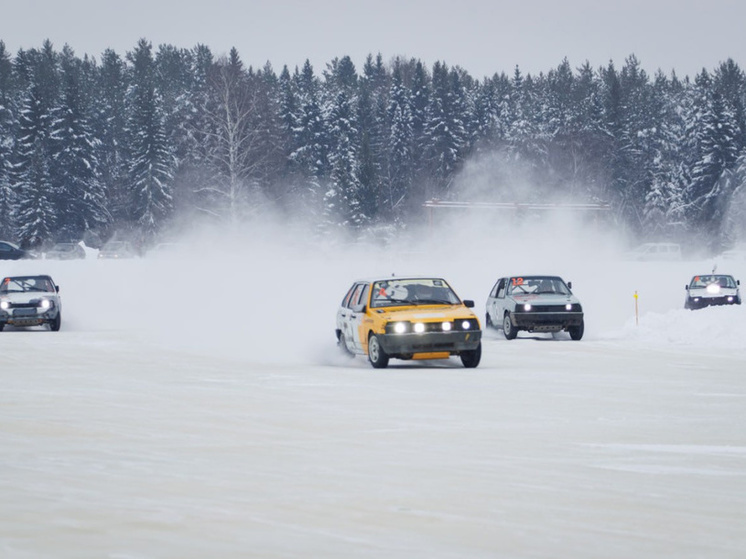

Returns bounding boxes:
[6,302,37,309]
[519,304,581,312]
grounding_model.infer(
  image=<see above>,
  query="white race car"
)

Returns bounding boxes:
[0,275,62,331]
[684,274,741,310]
[486,275,584,340]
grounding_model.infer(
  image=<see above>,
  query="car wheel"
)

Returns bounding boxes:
[50,312,61,332]
[0,322,5,332]
[503,313,517,340]
[368,334,389,368]
[460,342,481,368]
[338,332,355,357]
[569,320,584,341]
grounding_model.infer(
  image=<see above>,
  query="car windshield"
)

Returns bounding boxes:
[689,275,736,289]
[1,276,54,293]
[370,278,460,308]
[506,276,571,296]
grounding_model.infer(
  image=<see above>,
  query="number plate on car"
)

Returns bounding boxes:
[13,308,37,316]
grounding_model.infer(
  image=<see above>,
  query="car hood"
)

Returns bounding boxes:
[374,305,477,321]
[1,292,58,304]
[509,293,580,305]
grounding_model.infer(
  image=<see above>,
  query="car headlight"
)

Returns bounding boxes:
[0,300,8,310]
[441,322,452,331]
[566,303,573,311]
[40,299,52,309]
[728,296,734,302]
[393,322,407,334]
[461,320,472,330]
[523,303,532,311]
[413,322,425,334]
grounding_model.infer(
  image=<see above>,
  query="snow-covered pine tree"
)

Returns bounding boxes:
[126,39,174,246]
[50,46,109,242]
[13,81,55,248]
[424,61,467,196]
[92,49,130,231]
[325,56,363,228]
[687,70,740,250]
[385,64,414,223]
[0,41,15,239]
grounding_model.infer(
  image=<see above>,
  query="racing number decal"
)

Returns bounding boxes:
[511,277,524,286]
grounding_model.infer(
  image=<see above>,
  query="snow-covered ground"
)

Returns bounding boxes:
[2,227,746,558]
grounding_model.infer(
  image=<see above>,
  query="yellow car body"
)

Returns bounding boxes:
[336,277,482,368]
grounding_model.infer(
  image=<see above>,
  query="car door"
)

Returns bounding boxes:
[338,282,367,353]
[488,278,507,324]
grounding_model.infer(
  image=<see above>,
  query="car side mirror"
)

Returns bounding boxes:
[685,285,689,290]
[56,285,60,292]
[567,281,573,290]
[738,280,741,286]
[463,300,475,308]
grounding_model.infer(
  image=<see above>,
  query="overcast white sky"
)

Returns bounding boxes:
[1,0,744,79]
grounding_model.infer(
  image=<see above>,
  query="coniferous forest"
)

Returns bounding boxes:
[1,39,746,252]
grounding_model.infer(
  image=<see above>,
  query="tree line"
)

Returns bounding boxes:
[0,39,745,251]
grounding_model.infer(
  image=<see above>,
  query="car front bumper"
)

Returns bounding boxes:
[1,308,58,327]
[685,296,741,310]
[511,312,584,332]
[377,330,482,357]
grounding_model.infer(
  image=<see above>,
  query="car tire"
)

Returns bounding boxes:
[0,322,4,332]
[50,312,61,332]
[485,312,493,328]
[569,320,584,341]
[460,342,481,368]
[503,312,517,340]
[368,334,389,368]
[338,332,355,357]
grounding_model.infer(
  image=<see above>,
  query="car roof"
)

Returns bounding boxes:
[3,274,55,282]
[352,276,449,284]
[500,275,566,280]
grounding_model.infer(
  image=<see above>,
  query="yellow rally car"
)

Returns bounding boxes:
[336,277,482,368]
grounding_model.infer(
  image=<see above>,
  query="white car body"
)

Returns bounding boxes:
[0,275,62,331]
[684,274,741,310]
[486,275,584,340]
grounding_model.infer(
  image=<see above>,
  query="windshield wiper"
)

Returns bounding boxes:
[412,299,453,305]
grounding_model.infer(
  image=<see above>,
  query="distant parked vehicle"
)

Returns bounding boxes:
[624,242,682,261]
[0,240,37,260]
[98,241,138,259]
[46,242,86,260]
[718,249,746,262]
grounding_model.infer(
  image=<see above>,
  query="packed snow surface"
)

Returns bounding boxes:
[2,233,746,558]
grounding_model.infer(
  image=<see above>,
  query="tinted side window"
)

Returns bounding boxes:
[342,284,356,307]
[357,284,370,308]
[347,284,364,309]
[496,278,506,298]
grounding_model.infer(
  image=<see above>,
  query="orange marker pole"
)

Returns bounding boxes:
[634,291,639,326]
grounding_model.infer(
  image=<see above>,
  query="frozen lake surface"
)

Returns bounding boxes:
[2,238,746,558]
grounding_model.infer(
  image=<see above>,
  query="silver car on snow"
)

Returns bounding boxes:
[0,275,62,331]
[485,275,584,340]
